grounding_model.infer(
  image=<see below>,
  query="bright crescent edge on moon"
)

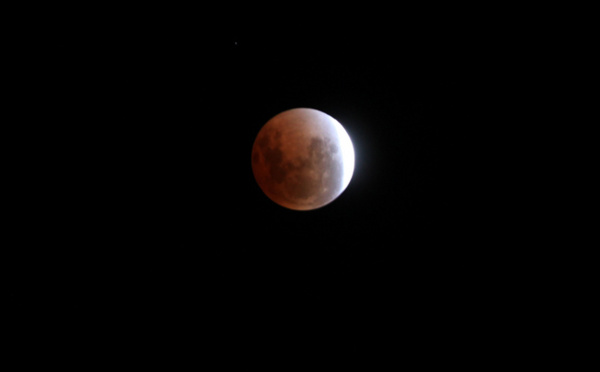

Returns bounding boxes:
[331,115,355,192]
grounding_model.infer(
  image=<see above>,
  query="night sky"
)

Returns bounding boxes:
[9,13,511,361]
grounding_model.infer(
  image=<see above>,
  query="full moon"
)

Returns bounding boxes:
[252,108,355,210]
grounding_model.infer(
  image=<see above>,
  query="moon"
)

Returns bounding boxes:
[252,108,355,210]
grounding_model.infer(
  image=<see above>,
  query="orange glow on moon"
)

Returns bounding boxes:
[252,108,354,210]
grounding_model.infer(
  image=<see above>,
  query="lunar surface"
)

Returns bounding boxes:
[252,108,354,210]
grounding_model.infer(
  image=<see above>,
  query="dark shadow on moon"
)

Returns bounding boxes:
[253,127,343,208]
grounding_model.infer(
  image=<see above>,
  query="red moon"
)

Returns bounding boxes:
[252,108,355,210]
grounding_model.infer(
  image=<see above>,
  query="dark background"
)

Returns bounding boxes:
[8,9,515,362]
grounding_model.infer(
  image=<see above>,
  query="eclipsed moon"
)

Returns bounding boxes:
[252,108,355,211]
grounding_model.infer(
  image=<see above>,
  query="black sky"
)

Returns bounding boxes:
[9,12,511,360]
